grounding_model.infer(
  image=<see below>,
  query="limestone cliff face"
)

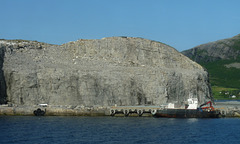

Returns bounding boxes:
[0,37,212,107]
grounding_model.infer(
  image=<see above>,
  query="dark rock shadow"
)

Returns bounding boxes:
[0,46,7,104]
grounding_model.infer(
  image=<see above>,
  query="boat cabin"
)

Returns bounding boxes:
[166,98,198,109]
[187,98,198,109]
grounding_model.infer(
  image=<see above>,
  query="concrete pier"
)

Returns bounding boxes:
[1,101,240,117]
[215,101,240,117]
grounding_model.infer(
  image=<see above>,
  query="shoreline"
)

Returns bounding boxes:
[1,101,240,117]
[0,105,109,116]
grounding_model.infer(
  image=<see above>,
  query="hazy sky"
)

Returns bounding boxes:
[1,0,240,51]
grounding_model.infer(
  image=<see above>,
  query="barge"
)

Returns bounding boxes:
[152,98,221,118]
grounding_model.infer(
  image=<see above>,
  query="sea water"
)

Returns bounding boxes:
[0,116,240,144]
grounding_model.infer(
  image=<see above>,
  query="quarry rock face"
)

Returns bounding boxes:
[0,37,212,107]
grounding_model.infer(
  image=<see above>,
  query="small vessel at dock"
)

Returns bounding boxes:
[110,97,221,118]
[153,98,221,118]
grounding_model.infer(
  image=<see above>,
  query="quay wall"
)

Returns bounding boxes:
[1,102,240,117]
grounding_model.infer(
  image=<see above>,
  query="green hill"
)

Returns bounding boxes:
[182,34,240,99]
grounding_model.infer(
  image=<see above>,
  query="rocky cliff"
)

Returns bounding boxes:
[0,42,6,104]
[0,37,212,107]
[182,34,240,63]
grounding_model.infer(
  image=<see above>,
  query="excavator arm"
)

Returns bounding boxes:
[199,101,214,110]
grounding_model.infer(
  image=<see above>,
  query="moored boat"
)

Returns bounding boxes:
[153,97,221,118]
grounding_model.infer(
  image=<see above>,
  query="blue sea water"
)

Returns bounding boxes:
[0,116,240,144]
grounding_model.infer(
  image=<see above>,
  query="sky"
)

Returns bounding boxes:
[1,0,240,51]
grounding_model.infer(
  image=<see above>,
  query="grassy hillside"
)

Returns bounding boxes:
[200,58,240,89]
[212,86,240,100]
[200,58,240,99]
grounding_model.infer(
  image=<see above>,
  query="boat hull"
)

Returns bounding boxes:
[153,109,220,118]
